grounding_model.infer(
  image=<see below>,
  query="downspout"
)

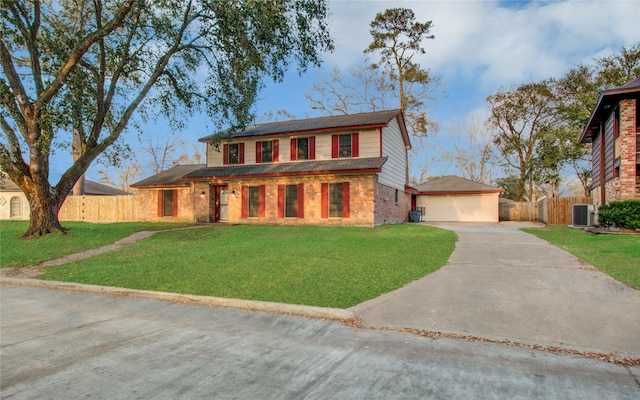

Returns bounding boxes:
[599,122,606,204]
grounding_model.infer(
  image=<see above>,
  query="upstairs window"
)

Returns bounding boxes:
[223,143,244,165]
[256,140,279,163]
[290,137,316,161]
[331,133,359,158]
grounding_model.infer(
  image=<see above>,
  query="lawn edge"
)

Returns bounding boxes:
[0,277,355,321]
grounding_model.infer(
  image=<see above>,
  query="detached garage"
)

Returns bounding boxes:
[414,176,504,222]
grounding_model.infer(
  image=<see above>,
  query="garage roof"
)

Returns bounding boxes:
[415,176,504,194]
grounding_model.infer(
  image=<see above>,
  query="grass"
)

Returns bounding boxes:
[523,226,640,290]
[0,221,190,268]
[40,224,457,309]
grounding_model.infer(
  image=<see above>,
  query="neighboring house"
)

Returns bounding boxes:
[413,176,504,222]
[0,176,130,220]
[580,77,640,205]
[131,109,412,226]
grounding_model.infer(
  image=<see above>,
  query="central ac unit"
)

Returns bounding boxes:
[572,204,593,226]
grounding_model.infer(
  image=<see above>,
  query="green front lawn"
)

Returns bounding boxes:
[523,226,640,290]
[41,224,457,309]
[0,221,190,268]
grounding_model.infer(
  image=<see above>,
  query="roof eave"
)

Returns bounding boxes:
[183,168,383,181]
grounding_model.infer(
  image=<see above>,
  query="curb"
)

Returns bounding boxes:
[0,277,355,322]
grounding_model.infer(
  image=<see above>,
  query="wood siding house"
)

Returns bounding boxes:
[580,77,640,205]
[131,110,412,227]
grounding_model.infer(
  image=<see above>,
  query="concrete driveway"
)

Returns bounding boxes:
[350,222,640,358]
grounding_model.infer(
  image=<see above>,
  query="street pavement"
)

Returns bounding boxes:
[350,222,640,358]
[1,284,639,399]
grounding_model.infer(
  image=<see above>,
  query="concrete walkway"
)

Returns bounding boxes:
[350,222,640,358]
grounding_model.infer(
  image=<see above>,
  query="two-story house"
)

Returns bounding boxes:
[131,109,412,227]
[579,77,640,205]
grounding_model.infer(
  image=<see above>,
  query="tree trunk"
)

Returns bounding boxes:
[24,190,66,238]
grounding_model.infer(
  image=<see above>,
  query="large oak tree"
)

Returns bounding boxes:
[1,0,333,237]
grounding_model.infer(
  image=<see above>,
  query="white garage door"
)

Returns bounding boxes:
[417,194,498,222]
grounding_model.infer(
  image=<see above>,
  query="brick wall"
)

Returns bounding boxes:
[374,182,410,226]
[619,98,638,199]
[224,174,377,226]
[136,187,196,222]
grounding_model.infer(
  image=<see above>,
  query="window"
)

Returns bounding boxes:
[223,143,244,165]
[290,137,316,161]
[9,196,21,218]
[242,185,265,218]
[329,183,343,217]
[278,184,304,218]
[395,189,399,204]
[321,182,350,218]
[256,140,279,163]
[158,190,177,217]
[248,186,260,217]
[331,133,359,158]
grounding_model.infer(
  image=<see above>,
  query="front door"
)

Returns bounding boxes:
[214,185,229,222]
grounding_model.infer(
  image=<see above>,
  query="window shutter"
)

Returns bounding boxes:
[297,183,304,218]
[259,185,266,218]
[277,184,285,218]
[157,190,163,217]
[331,135,339,158]
[342,182,350,218]
[172,190,178,217]
[273,140,279,162]
[352,133,359,158]
[241,186,248,218]
[290,138,297,161]
[309,136,316,160]
[239,143,245,164]
[223,144,229,165]
[321,183,328,218]
[255,142,262,163]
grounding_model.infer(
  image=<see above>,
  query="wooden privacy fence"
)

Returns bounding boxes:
[537,197,592,226]
[59,195,139,222]
[499,201,538,222]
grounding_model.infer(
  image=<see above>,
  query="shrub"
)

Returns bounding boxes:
[597,199,640,229]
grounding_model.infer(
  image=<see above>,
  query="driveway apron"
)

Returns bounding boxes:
[349,222,640,357]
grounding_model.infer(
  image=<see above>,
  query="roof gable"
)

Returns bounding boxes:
[580,76,640,143]
[415,176,504,194]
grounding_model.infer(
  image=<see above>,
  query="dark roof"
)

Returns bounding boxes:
[415,176,504,194]
[0,176,129,195]
[0,176,20,191]
[199,109,406,141]
[130,164,205,188]
[580,76,640,143]
[185,158,388,180]
[84,180,130,195]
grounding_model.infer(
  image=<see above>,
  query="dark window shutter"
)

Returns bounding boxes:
[277,184,285,218]
[223,144,229,165]
[273,140,279,162]
[241,186,248,218]
[297,183,304,218]
[239,143,245,164]
[309,136,316,160]
[321,183,328,218]
[290,138,297,161]
[255,142,262,163]
[352,133,359,158]
[342,182,350,218]
[157,190,163,217]
[331,135,339,158]
[258,185,266,218]
[172,190,178,217]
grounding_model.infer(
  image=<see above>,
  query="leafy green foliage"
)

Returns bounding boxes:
[524,226,640,290]
[597,200,640,229]
[41,225,456,309]
[1,0,333,237]
[364,8,438,136]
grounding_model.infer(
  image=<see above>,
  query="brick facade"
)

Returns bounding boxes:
[374,182,411,225]
[136,187,196,222]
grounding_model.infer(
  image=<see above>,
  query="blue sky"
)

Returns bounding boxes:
[78,0,640,185]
